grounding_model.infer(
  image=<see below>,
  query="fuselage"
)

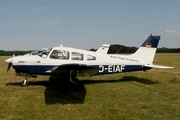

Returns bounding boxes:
[6,46,151,76]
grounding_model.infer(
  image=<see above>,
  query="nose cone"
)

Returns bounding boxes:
[5,58,12,63]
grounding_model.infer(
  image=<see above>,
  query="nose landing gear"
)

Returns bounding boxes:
[21,77,29,87]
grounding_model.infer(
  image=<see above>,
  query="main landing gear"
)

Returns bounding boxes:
[68,79,78,90]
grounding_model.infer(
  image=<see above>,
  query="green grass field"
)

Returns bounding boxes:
[0,53,180,120]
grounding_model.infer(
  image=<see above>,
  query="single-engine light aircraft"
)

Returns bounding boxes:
[5,34,173,87]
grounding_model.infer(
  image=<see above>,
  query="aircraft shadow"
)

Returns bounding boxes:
[81,76,159,85]
[6,76,158,105]
[44,76,87,105]
[6,76,87,105]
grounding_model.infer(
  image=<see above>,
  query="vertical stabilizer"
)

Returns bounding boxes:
[130,35,160,63]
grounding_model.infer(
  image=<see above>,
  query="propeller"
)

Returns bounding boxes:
[7,62,12,72]
[6,54,14,72]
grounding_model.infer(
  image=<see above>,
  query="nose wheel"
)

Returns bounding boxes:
[21,77,29,87]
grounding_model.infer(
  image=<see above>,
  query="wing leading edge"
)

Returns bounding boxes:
[46,63,99,76]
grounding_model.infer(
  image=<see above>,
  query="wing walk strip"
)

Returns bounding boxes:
[46,66,58,73]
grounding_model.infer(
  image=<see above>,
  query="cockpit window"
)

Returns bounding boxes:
[71,52,83,60]
[50,50,69,60]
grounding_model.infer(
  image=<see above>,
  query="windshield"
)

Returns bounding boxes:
[38,48,52,58]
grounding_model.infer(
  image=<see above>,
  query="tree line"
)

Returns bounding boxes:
[0,50,34,56]
[0,45,180,56]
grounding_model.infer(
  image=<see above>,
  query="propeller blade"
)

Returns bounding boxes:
[7,62,12,72]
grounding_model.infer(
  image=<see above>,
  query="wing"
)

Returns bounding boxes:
[46,63,99,76]
[144,64,174,69]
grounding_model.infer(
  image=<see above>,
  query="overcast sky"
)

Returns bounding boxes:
[0,0,180,50]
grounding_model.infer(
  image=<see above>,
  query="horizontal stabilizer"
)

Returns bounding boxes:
[144,64,174,69]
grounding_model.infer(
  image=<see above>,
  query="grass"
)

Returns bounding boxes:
[0,53,180,120]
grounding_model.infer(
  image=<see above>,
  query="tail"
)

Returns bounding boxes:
[130,34,160,63]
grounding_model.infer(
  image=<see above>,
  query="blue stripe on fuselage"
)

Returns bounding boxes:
[12,65,56,75]
[12,64,147,76]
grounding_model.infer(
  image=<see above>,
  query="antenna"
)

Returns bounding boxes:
[115,46,122,55]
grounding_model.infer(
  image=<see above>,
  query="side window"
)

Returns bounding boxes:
[71,52,83,60]
[87,55,96,60]
[50,50,69,60]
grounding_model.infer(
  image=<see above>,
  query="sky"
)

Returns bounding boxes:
[0,0,180,50]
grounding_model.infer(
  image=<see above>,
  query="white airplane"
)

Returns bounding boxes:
[5,34,173,87]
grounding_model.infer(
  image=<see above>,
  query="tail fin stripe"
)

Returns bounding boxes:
[141,36,160,48]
